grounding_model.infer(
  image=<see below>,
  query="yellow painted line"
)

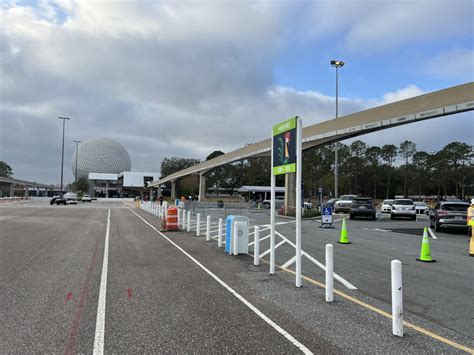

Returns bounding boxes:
[259,257,473,354]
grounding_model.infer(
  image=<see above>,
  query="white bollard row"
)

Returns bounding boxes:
[254,226,260,266]
[182,209,186,229]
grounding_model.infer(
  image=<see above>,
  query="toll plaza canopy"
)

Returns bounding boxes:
[150,82,474,188]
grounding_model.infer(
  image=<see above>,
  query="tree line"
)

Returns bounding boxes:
[161,140,473,199]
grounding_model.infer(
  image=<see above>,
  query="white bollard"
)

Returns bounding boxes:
[187,211,191,232]
[325,244,334,302]
[182,209,186,229]
[177,208,181,227]
[196,213,201,237]
[218,218,223,247]
[233,221,239,256]
[206,215,211,241]
[254,226,260,266]
[391,260,403,337]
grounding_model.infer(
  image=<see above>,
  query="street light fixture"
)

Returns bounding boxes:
[73,140,81,188]
[330,60,344,198]
[58,116,70,197]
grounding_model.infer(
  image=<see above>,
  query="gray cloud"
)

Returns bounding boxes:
[0,1,471,185]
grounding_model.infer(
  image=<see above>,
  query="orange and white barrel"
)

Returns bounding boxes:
[166,207,179,231]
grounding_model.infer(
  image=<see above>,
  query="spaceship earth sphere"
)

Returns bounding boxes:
[72,138,131,179]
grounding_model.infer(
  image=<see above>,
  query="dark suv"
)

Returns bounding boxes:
[429,201,469,232]
[349,197,376,220]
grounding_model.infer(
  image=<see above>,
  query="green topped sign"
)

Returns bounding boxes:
[272,116,297,175]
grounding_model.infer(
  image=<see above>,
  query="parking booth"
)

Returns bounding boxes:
[225,215,249,255]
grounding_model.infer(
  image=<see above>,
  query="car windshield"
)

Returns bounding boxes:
[441,204,468,211]
[339,195,355,200]
[394,200,413,205]
[352,199,372,207]
[383,200,394,205]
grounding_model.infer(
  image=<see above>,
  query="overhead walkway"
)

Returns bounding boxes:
[0,176,56,197]
[149,82,474,199]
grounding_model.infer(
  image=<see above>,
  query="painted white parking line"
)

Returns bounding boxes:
[93,209,111,355]
[427,228,438,239]
[129,208,313,355]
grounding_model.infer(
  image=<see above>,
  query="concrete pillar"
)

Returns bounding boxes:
[24,186,29,198]
[199,173,206,202]
[106,181,109,198]
[171,180,176,200]
[9,183,14,197]
[285,173,296,215]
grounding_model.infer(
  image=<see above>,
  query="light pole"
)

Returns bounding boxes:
[73,140,81,188]
[330,60,344,198]
[58,116,70,196]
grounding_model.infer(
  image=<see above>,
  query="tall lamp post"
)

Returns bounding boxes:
[58,116,70,196]
[73,140,81,188]
[330,60,344,198]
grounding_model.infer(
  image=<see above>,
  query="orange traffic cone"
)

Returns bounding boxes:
[417,227,436,262]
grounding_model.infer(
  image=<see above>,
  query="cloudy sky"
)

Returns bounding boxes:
[1,0,472,184]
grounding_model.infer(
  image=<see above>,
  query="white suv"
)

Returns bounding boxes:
[334,195,357,213]
[82,194,92,202]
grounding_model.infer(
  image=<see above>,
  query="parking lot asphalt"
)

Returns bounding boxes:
[1,201,472,354]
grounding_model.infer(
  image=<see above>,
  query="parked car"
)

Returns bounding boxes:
[429,201,469,232]
[303,201,313,210]
[50,196,63,205]
[262,196,284,209]
[349,197,376,220]
[82,194,92,202]
[414,201,429,215]
[390,199,416,220]
[381,199,394,213]
[334,195,357,213]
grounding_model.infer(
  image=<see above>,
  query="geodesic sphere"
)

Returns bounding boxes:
[72,138,131,179]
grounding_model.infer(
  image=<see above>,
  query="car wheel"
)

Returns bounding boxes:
[372,214,376,220]
[390,214,394,220]
[411,216,416,221]
[349,214,354,220]
[434,220,441,232]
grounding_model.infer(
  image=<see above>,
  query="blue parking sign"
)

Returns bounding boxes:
[322,206,332,225]
[323,206,332,216]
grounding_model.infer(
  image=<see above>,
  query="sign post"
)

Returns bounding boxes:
[271,116,302,287]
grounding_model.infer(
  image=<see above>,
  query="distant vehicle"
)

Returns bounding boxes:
[50,192,78,205]
[429,201,469,232]
[349,197,376,220]
[324,198,338,210]
[262,196,284,209]
[50,196,63,205]
[381,199,394,213]
[82,194,92,202]
[334,195,357,213]
[414,201,429,215]
[390,199,416,220]
[304,202,313,210]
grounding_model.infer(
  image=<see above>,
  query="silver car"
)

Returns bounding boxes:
[390,199,416,220]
